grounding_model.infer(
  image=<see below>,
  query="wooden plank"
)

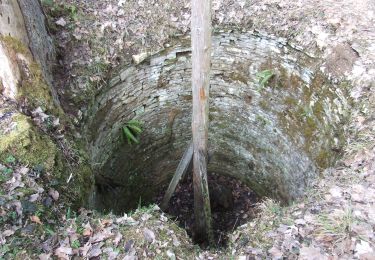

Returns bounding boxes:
[160,142,193,210]
[191,0,214,244]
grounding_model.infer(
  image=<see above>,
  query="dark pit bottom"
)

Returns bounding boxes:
[155,172,260,247]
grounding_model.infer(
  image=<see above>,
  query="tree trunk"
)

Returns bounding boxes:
[191,0,213,244]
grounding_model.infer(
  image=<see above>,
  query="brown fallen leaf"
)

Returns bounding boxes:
[113,232,123,246]
[7,176,25,191]
[359,253,375,260]
[29,193,40,202]
[2,229,15,237]
[101,219,112,227]
[268,246,283,259]
[82,222,93,237]
[48,189,59,201]
[104,247,119,260]
[55,17,67,27]
[38,253,51,260]
[88,243,103,258]
[124,240,134,252]
[166,249,176,259]
[123,255,137,260]
[172,234,180,247]
[299,245,326,260]
[90,227,113,243]
[79,242,92,257]
[10,201,22,216]
[83,227,93,237]
[31,215,42,225]
[55,245,73,260]
[355,240,374,258]
[143,228,155,243]
[19,167,29,175]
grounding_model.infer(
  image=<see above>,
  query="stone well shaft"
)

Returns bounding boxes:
[87,32,350,212]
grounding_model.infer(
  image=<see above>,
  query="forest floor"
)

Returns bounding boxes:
[1,0,374,259]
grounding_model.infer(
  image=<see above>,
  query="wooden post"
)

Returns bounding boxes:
[161,142,193,210]
[191,0,213,244]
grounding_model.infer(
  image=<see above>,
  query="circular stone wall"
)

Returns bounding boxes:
[86,31,351,213]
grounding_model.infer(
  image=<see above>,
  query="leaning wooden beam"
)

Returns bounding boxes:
[191,0,214,244]
[160,142,193,210]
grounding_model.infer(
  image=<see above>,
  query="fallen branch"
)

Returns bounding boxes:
[161,142,193,210]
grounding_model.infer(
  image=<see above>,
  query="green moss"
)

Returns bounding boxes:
[0,35,93,205]
[228,72,248,84]
[66,163,94,208]
[289,73,304,90]
[0,114,58,172]
[313,100,324,116]
[243,178,268,198]
[0,78,4,93]
[256,115,270,126]
[165,57,177,65]
[181,95,192,101]
[283,96,298,107]
[302,116,318,153]
[18,62,58,113]
[276,70,352,170]
[275,67,289,88]
[303,116,317,142]
[259,99,270,110]
[0,36,62,115]
[216,122,229,129]
[315,150,331,170]
[16,187,36,197]
[0,36,29,56]
[88,99,114,141]
[1,36,95,215]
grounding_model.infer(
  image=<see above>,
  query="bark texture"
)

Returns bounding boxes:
[191,0,213,243]
[17,0,58,104]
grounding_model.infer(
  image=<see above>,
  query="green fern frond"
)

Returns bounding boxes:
[256,69,274,91]
[122,119,143,145]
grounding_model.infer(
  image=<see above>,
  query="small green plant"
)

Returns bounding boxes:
[71,240,80,249]
[66,207,72,219]
[315,207,356,244]
[256,69,274,91]
[9,211,17,221]
[44,226,55,236]
[137,196,142,210]
[76,226,84,235]
[132,203,158,216]
[41,0,55,6]
[122,119,143,145]
[260,198,282,216]
[5,155,16,164]
[42,1,78,21]
[66,5,78,20]
[1,167,13,176]
[35,208,44,218]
